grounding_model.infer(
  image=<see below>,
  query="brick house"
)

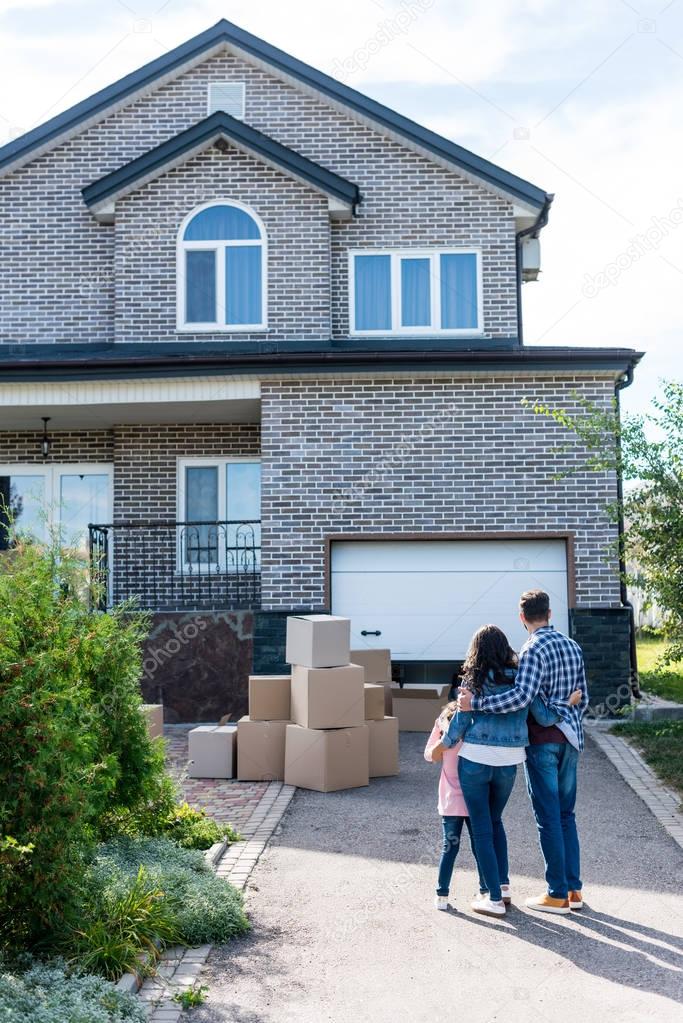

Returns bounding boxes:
[0,19,641,720]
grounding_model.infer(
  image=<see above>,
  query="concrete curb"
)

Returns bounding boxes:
[141,780,297,1022]
[588,726,683,850]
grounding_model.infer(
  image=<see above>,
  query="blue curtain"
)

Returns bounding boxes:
[185,250,216,322]
[225,246,262,324]
[184,205,260,241]
[440,253,478,329]
[354,254,391,330]
[400,258,431,326]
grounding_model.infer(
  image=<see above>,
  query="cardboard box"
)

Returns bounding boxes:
[350,648,392,683]
[290,663,365,730]
[364,683,386,721]
[142,703,163,740]
[391,684,451,732]
[187,724,237,778]
[284,724,369,792]
[367,716,399,777]
[237,717,289,781]
[286,614,350,668]
[248,674,291,721]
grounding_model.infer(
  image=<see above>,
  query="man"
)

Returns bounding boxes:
[457,589,589,915]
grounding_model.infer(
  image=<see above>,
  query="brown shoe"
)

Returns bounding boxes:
[525,893,571,915]
[569,890,584,910]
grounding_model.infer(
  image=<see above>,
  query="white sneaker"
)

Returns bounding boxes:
[471,896,506,918]
[500,884,512,905]
[434,895,449,911]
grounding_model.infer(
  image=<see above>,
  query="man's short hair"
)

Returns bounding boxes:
[519,589,551,622]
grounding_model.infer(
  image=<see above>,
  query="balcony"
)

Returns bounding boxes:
[88,519,261,613]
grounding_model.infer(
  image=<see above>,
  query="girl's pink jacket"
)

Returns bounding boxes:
[424,717,469,817]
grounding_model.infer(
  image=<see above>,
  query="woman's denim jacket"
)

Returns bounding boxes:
[440,668,561,749]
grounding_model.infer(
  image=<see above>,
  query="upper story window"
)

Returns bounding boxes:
[177,201,267,332]
[349,249,482,336]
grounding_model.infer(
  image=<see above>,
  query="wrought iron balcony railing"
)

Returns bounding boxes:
[88,519,261,612]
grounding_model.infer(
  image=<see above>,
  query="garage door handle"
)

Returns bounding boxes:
[361,630,382,637]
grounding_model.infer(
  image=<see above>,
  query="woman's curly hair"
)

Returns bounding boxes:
[460,624,518,696]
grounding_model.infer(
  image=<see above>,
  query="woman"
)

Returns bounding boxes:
[432,624,573,918]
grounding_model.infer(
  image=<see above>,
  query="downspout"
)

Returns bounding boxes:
[515,194,554,345]
[615,364,640,699]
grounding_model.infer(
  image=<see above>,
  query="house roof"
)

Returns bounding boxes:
[0,18,550,217]
[0,342,644,383]
[81,111,361,221]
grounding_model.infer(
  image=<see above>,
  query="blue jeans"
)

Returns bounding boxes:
[436,815,487,896]
[525,743,581,900]
[457,758,516,903]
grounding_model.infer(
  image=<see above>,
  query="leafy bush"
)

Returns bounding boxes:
[0,958,146,1023]
[0,540,162,947]
[85,838,249,951]
[100,775,240,849]
[68,866,181,980]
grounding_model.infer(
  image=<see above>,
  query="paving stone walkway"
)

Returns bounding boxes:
[165,725,269,828]
[588,724,683,849]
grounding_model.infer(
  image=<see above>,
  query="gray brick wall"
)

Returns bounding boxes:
[0,430,113,462]
[113,422,261,520]
[259,373,621,610]
[0,52,518,343]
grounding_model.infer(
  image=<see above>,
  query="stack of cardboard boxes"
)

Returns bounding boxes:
[186,616,401,787]
[284,615,399,792]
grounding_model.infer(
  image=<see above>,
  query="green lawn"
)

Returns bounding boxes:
[636,634,683,703]
[611,720,683,803]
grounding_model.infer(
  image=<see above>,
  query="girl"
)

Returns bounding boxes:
[431,625,581,918]
[424,703,487,911]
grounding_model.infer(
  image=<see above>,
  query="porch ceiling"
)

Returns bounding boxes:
[0,375,261,429]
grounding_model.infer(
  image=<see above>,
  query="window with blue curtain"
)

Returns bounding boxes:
[180,202,265,328]
[352,249,479,333]
[354,254,391,331]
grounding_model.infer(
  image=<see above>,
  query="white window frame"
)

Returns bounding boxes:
[176,456,261,574]
[0,463,113,538]
[207,81,245,118]
[348,247,484,337]
[176,199,268,333]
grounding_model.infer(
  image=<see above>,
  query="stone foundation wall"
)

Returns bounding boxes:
[140,610,254,723]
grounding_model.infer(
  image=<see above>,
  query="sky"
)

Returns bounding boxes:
[0,0,681,417]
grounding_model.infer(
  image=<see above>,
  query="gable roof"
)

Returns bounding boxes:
[82,111,361,221]
[0,18,550,218]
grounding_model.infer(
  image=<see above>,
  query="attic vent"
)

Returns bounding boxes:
[208,82,245,119]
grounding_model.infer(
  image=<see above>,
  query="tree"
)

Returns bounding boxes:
[523,379,683,666]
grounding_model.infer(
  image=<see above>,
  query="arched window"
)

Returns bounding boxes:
[177,201,266,330]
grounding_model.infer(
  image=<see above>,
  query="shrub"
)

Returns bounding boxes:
[68,866,181,980]
[85,838,249,951]
[0,539,162,947]
[0,958,146,1023]
[100,775,240,849]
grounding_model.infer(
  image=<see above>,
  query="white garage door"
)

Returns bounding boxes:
[331,538,569,661]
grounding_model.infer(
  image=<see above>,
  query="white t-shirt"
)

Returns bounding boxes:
[459,742,527,766]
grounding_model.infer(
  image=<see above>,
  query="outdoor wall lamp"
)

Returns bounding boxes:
[40,417,52,461]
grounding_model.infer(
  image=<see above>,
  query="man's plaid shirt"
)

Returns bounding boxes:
[470,625,589,751]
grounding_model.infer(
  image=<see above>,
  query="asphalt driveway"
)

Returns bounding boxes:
[184,732,683,1023]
